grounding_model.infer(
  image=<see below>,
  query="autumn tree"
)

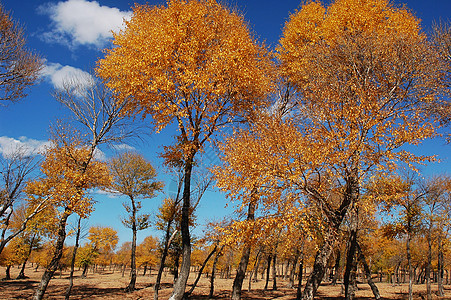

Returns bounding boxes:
[107,152,163,292]
[97,0,273,298]
[214,0,446,299]
[0,3,42,105]
[8,202,57,279]
[28,135,111,300]
[136,235,159,276]
[87,226,119,266]
[32,72,134,300]
[276,0,446,298]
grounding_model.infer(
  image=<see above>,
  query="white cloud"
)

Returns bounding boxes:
[112,144,136,151]
[39,0,131,48]
[41,62,93,91]
[0,136,52,158]
[93,148,106,161]
[93,188,119,198]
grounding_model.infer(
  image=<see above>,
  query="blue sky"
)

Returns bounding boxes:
[0,0,449,246]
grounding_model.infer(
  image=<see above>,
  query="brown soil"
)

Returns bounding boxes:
[0,265,450,299]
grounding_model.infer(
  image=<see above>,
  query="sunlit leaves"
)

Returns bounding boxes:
[97,0,274,162]
[26,137,111,219]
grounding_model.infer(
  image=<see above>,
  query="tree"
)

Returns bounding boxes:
[8,202,57,279]
[421,175,451,299]
[107,152,163,292]
[0,4,42,105]
[136,235,159,276]
[0,147,41,255]
[276,1,445,298]
[88,226,119,259]
[97,1,274,298]
[369,172,424,300]
[33,72,134,300]
[214,0,446,299]
[29,136,111,300]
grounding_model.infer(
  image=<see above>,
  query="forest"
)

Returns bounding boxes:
[0,0,450,299]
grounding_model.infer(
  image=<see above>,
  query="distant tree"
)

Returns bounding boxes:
[0,3,42,105]
[88,226,119,263]
[368,171,425,300]
[136,235,159,276]
[107,152,163,292]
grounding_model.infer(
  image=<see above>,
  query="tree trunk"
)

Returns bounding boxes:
[126,197,137,292]
[356,242,380,299]
[81,264,88,278]
[65,216,82,299]
[248,247,263,291]
[272,253,277,290]
[232,200,256,300]
[406,228,413,300]
[426,226,432,300]
[185,244,217,297]
[264,254,271,291]
[344,205,358,300]
[5,265,11,280]
[154,225,177,300]
[170,158,193,300]
[332,249,341,285]
[288,251,300,289]
[33,208,70,300]
[437,233,444,297]
[296,258,304,300]
[302,171,357,300]
[209,246,223,299]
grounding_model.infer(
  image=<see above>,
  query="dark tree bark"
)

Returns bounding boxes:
[406,225,413,300]
[33,208,70,300]
[232,200,256,300]
[126,196,138,292]
[185,244,217,297]
[65,216,82,299]
[301,171,358,300]
[5,265,11,280]
[154,224,177,300]
[81,264,88,278]
[296,258,304,300]
[344,206,358,300]
[437,233,445,297]
[264,254,271,291]
[331,249,341,285]
[356,242,380,299]
[426,225,432,300]
[170,157,194,300]
[288,251,300,289]
[209,245,223,299]
[272,253,277,290]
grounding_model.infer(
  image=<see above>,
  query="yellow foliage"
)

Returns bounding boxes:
[97,0,274,162]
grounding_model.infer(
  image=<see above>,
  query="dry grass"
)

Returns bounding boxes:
[1,265,450,299]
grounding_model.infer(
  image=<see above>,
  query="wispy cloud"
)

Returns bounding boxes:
[0,136,51,158]
[112,144,136,152]
[39,0,131,48]
[41,62,93,91]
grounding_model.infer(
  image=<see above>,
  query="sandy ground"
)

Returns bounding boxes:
[0,265,450,299]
